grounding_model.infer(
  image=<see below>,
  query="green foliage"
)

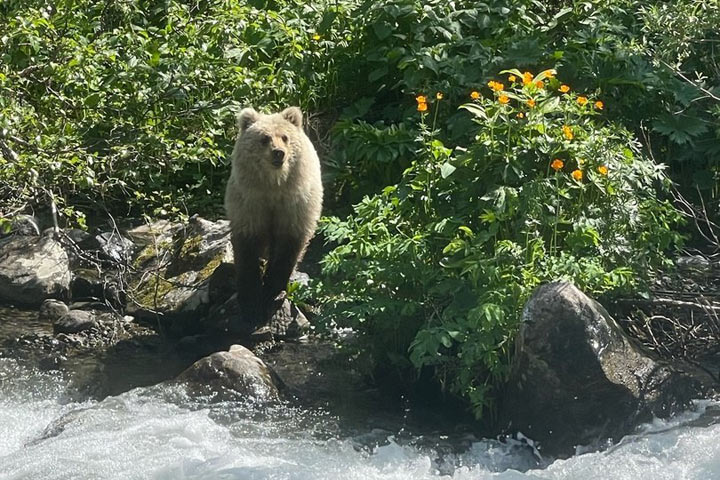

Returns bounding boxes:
[0,0,714,421]
[327,0,720,213]
[0,0,348,220]
[318,69,683,418]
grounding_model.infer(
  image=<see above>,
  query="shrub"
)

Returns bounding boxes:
[318,69,683,417]
[0,0,351,222]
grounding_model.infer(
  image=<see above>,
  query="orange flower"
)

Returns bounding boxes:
[597,165,608,176]
[577,96,588,106]
[436,92,444,100]
[526,98,536,108]
[416,95,427,104]
[417,102,428,112]
[572,169,583,181]
[488,80,504,91]
[498,95,509,104]
[562,125,574,140]
[594,100,604,110]
[508,74,517,82]
[470,90,480,99]
[522,71,533,85]
[517,112,525,118]
[542,69,555,79]
[551,159,564,171]
[559,84,570,93]
[535,80,544,89]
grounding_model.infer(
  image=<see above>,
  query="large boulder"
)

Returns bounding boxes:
[127,215,233,329]
[176,344,280,402]
[0,235,71,306]
[498,282,710,458]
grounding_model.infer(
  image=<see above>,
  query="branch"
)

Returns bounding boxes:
[659,59,720,103]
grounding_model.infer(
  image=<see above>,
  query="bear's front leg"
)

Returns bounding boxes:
[263,234,304,317]
[231,233,265,327]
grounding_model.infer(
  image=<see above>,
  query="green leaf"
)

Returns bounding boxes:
[84,93,102,107]
[372,21,393,40]
[440,162,456,178]
[653,113,709,145]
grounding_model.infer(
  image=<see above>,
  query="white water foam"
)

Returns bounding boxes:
[1,358,718,480]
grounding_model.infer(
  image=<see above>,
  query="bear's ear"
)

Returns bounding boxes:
[281,107,303,128]
[237,108,260,132]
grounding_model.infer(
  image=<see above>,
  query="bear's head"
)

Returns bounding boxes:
[234,107,304,183]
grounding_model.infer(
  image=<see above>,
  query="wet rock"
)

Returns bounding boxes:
[259,341,384,412]
[176,344,280,402]
[497,282,710,458]
[54,310,97,334]
[0,235,71,306]
[38,299,69,323]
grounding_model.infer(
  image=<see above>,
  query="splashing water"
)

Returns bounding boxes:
[1,357,719,480]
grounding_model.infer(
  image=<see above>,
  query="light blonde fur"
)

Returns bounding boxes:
[224,106,323,260]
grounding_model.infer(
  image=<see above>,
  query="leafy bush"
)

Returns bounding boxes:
[0,0,350,222]
[318,69,683,417]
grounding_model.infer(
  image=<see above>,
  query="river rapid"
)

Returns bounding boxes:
[1,354,720,480]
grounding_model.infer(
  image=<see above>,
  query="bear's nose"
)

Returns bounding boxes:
[271,149,285,167]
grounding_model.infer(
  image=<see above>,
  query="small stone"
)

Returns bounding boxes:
[267,293,310,340]
[54,310,97,335]
[39,299,69,323]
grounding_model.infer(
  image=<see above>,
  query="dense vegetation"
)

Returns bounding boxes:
[1,0,718,417]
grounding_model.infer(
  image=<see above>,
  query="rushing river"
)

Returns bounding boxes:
[1,356,719,480]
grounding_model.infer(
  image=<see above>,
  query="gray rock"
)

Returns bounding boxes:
[260,341,383,410]
[94,232,135,264]
[125,219,181,247]
[676,255,711,272]
[70,268,125,307]
[38,299,69,323]
[205,292,311,340]
[266,292,311,339]
[65,228,91,245]
[497,282,710,458]
[127,215,232,324]
[3,214,41,236]
[54,310,97,334]
[0,235,71,306]
[176,344,280,402]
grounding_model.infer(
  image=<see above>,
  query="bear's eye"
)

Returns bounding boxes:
[261,135,271,146]
[281,134,288,143]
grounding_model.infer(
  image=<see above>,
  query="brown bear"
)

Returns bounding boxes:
[224,106,323,325]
